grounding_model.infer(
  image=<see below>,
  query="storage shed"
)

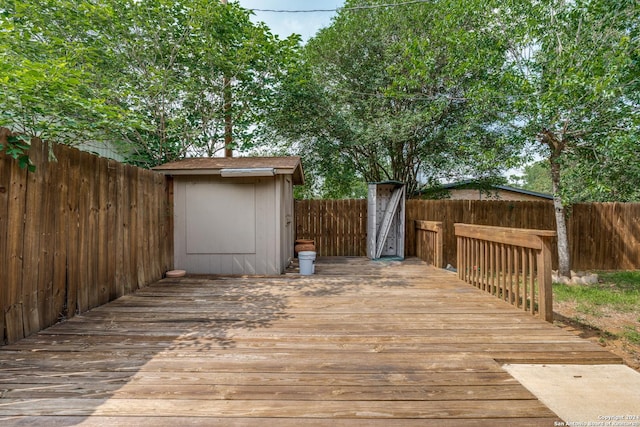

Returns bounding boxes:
[367,181,405,260]
[153,157,304,275]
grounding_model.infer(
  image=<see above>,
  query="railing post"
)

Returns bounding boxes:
[415,221,444,268]
[434,221,443,269]
[537,236,554,322]
[457,235,464,281]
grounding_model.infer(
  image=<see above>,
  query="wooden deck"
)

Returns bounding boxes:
[0,257,622,426]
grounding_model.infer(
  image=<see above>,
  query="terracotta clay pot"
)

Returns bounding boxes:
[295,239,316,256]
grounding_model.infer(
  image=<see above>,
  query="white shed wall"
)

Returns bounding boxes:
[173,175,291,275]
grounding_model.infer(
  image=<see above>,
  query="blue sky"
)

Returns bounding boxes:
[237,0,345,41]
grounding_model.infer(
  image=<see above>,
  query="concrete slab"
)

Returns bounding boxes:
[503,364,640,426]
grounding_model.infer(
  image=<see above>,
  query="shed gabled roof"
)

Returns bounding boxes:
[152,156,304,185]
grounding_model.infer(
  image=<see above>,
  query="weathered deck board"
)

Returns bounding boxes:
[0,257,622,425]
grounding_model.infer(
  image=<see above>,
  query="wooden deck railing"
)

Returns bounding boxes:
[455,224,557,322]
[415,220,443,268]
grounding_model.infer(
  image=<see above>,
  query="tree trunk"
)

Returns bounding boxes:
[541,128,570,277]
[549,154,571,277]
[221,0,233,158]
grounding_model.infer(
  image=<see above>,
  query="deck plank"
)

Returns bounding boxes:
[0,257,622,425]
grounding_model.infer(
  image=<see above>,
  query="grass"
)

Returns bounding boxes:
[623,326,640,345]
[553,270,640,357]
[554,270,640,314]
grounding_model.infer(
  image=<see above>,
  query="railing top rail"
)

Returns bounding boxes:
[415,220,443,232]
[454,223,556,250]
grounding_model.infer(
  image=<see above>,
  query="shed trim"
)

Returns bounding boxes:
[152,156,304,185]
[220,168,275,178]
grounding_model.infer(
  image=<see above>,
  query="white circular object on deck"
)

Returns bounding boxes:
[166,270,186,278]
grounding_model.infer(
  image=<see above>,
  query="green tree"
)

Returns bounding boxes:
[561,133,640,202]
[270,0,522,197]
[511,161,553,194]
[1,0,300,167]
[100,0,300,167]
[0,0,121,161]
[501,0,639,275]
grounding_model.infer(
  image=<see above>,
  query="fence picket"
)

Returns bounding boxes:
[52,142,69,323]
[0,129,11,344]
[65,146,80,319]
[21,137,45,336]
[39,139,57,327]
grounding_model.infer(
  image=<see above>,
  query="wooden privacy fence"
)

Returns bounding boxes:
[455,224,556,322]
[407,200,640,270]
[0,129,173,345]
[295,199,367,256]
[295,199,640,270]
[569,203,640,271]
[415,220,443,268]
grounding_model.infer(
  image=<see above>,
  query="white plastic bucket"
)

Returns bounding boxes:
[299,251,316,275]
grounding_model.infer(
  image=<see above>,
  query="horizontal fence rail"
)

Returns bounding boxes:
[455,223,556,322]
[415,220,443,268]
[1,128,173,345]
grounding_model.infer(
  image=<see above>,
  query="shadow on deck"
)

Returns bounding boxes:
[0,257,622,426]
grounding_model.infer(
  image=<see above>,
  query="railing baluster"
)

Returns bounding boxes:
[522,248,528,311]
[500,243,506,300]
[481,240,487,291]
[489,241,495,294]
[460,236,466,282]
[514,246,520,308]
[465,236,470,283]
[528,248,535,314]
[505,245,513,304]
[472,238,476,286]
[471,238,476,287]
[537,234,553,322]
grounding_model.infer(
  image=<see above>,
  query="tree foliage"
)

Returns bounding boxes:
[500,0,639,200]
[2,0,637,214]
[498,0,639,274]
[0,0,300,167]
[0,1,117,141]
[270,0,523,197]
[510,161,553,195]
[100,0,300,166]
[270,0,638,204]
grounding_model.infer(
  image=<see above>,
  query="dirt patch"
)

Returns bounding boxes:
[554,300,640,372]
